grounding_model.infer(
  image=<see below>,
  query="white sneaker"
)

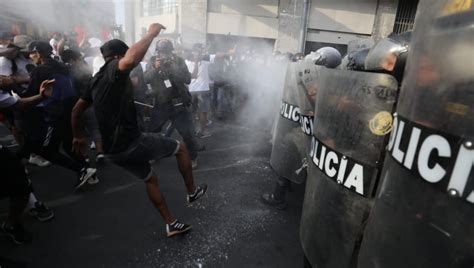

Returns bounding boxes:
[191,159,198,169]
[28,154,51,167]
[87,174,100,185]
[76,168,97,189]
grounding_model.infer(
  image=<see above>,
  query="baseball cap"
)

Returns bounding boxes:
[9,35,33,52]
[26,41,53,56]
[100,39,129,58]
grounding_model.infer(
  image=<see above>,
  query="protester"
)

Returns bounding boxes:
[0,34,53,168]
[71,23,208,237]
[0,79,55,244]
[186,43,213,138]
[26,41,98,188]
[61,49,105,165]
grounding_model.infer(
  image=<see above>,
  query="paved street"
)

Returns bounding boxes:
[0,121,304,268]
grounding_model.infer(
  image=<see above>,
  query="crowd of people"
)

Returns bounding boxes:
[0,20,334,245]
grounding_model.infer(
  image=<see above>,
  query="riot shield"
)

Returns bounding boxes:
[270,62,315,183]
[300,70,398,267]
[358,1,474,267]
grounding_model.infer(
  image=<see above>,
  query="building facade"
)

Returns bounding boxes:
[125,0,418,54]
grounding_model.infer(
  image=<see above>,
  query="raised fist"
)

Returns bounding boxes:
[148,23,166,37]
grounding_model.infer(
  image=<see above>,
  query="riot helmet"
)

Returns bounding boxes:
[347,48,370,71]
[305,47,342,69]
[365,31,412,81]
[155,39,174,61]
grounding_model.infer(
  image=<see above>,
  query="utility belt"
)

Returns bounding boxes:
[156,97,190,113]
[171,97,188,112]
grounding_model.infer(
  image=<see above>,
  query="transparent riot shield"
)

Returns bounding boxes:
[300,70,398,267]
[358,1,474,267]
[270,62,317,183]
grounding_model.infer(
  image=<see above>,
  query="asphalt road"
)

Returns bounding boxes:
[0,120,305,268]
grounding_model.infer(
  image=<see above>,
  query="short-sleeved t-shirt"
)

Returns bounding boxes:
[0,91,17,109]
[82,59,141,154]
[185,55,215,92]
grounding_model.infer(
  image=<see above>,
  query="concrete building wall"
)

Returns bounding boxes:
[133,1,178,42]
[275,0,304,53]
[206,0,279,39]
[208,0,279,18]
[306,0,379,45]
[131,0,399,53]
[207,13,278,39]
[179,0,207,47]
[124,0,136,44]
[372,0,398,41]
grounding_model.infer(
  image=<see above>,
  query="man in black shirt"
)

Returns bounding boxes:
[71,23,207,237]
[26,41,97,189]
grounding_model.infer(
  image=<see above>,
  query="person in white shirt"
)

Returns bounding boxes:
[185,43,214,138]
[0,35,52,167]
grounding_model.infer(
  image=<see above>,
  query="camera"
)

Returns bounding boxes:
[160,56,173,68]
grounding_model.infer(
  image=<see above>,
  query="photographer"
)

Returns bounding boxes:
[144,39,201,168]
[1,79,54,244]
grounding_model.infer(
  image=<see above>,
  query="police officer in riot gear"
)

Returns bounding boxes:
[364,31,412,83]
[144,39,202,168]
[263,47,343,210]
[305,47,342,69]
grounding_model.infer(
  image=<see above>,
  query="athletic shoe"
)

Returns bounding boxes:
[197,131,211,139]
[90,142,96,150]
[187,184,208,203]
[87,174,100,185]
[28,154,51,167]
[96,153,105,165]
[166,220,192,237]
[1,222,32,244]
[261,193,287,210]
[206,120,213,126]
[191,159,198,169]
[29,202,54,222]
[76,168,97,189]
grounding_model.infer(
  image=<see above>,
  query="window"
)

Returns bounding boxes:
[393,0,419,33]
[141,0,177,16]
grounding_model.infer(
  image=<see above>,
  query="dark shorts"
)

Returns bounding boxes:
[106,133,180,181]
[0,147,31,199]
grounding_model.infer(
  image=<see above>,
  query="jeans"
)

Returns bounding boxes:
[148,105,199,160]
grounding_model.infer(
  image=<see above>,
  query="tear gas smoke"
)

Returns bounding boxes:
[1,1,291,137]
[0,0,120,41]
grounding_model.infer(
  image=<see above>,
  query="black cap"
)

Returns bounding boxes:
[61,49,82,63]
[100,39,129,58]
[27,41,53,56]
